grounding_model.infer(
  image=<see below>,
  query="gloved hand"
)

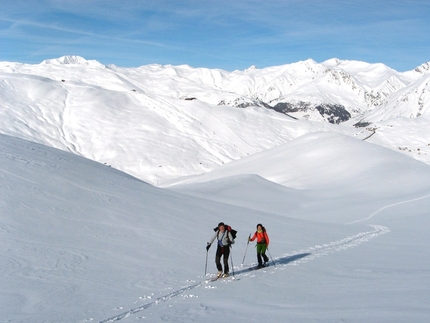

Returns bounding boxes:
[206,243,211,251]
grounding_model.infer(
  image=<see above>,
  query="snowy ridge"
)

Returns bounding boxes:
[41,55,105,67]
[359,73,430,121]
[1,56,430,185]
[414,62,430,74]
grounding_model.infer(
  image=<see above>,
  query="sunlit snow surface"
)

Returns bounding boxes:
[2,132,430,322]
[1,57,430,322]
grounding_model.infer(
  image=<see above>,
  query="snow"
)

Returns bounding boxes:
[2,130,430,322]
[1,57,430,322]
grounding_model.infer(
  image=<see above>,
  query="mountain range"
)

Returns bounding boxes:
[1,55,429,185]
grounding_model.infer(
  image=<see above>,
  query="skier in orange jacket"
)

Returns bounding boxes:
[249,223,270,268]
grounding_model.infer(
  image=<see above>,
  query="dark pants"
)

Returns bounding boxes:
[257,243,269,265]
[215,245,230,274]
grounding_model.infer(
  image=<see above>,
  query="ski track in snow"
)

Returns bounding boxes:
[347,192,430,224]
[96,224,389,323]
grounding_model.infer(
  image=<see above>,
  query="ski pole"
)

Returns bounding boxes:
[229,245,235,278]
[267,247,276,268]
[241,233,251,266]
[205,243,210,276]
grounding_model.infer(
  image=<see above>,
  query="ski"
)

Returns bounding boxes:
[206,274,232,282]
[249,264,269,271]
[207,276,220,282]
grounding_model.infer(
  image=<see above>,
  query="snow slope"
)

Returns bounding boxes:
[164,132,430,223]
[2,132,430,322]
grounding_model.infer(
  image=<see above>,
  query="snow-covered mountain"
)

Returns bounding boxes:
[106,57,430,124]
[2,56,430,322]
[1,55,430,185]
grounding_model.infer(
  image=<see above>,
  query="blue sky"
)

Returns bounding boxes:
[1,0,429,71]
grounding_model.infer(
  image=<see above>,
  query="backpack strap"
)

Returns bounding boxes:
[218,230,226,246]
[226,227,232,244]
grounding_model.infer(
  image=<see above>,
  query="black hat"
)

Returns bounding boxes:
[218,222,225,227]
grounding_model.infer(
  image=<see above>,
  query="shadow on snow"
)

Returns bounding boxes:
[234,252,311,275]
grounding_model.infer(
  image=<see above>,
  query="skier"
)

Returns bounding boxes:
[249,223,270,268]
[206,222,235,277]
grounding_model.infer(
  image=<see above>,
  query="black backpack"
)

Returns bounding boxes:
[213,224,237,240]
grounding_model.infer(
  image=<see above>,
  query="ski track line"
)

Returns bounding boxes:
[98,282,203,323]
[276,224,390,267]
[347,192,430,224]
[96,224,389,323]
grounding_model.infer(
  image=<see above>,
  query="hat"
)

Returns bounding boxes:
[218,222,225,227]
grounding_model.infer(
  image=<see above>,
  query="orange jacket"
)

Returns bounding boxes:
[250,230,269,246]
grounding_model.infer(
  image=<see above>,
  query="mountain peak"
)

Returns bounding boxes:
[414,62,430,74]
[244,65,257,72]
[322,58,342,67]
[40,55,104,67]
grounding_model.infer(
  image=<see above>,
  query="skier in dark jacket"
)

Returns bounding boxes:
[206,222,235,277]
[249,223,270,268]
